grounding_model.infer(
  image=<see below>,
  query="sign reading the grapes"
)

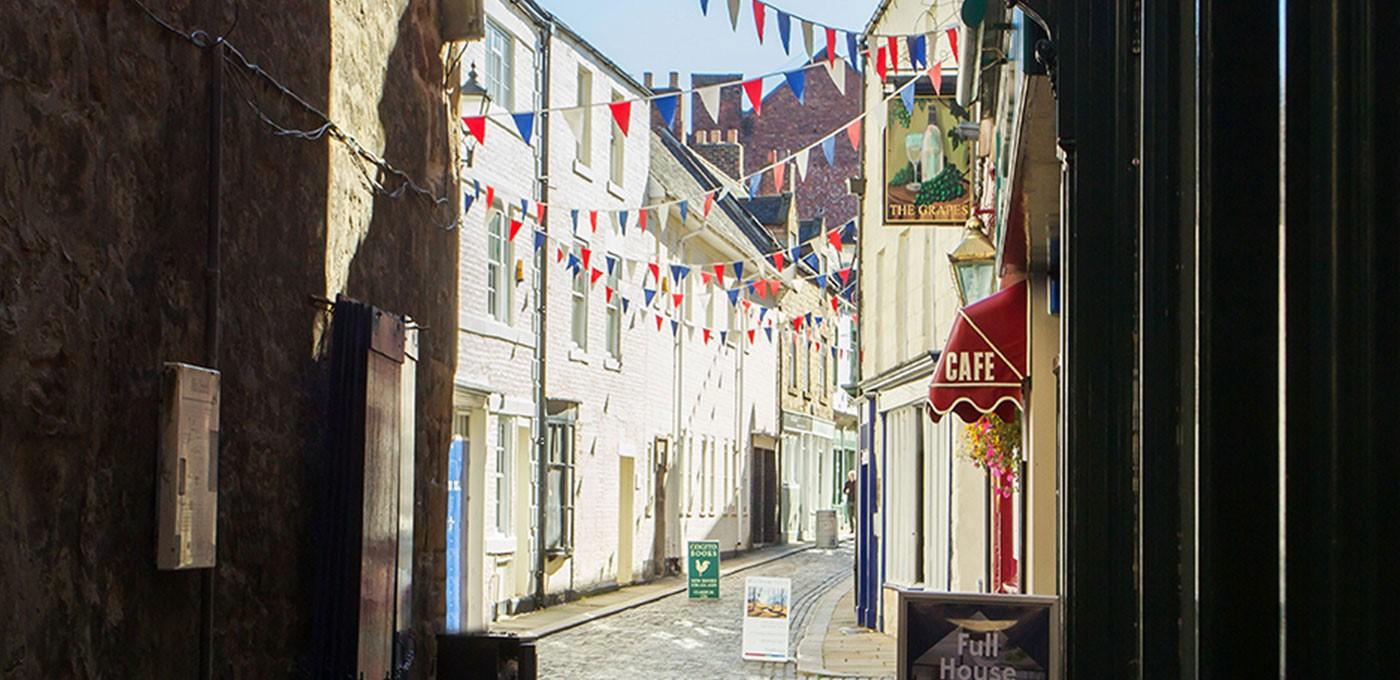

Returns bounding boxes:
[884,95,973,225]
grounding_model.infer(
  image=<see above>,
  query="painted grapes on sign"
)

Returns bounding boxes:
[884,95,972,225]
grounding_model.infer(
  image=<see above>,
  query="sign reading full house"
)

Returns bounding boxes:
[897,591,1059,680]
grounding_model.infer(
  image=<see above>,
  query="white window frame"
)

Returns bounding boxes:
[576,68,593,165]
[493,415,513,536]
[484,20,515,110]
[571,238,589,349]
[486,208,513,323]
[605,254,622,359]
[609,90,626,186]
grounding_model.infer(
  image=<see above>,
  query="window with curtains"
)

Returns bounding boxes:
[545,415,575,555]
[606,255,621,359]
[486,209,513,323]
[484,20,514,110]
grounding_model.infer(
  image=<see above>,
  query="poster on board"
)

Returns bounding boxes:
[884,95,973,225]
[897,591,1059,680]
[741,576,792,662]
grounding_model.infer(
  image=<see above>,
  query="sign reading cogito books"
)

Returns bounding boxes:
[884,95,973,225]
[687,540,721,599]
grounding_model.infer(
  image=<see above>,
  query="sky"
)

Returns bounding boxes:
[535,0,885,84]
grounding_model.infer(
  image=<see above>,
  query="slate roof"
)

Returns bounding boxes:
[652,128,780,255]
[737,194,793,228]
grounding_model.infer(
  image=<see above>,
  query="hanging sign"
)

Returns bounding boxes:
[741,576,792,662]
[897,591,1059,680]
[687,540,721,599]
[884,95,972,225]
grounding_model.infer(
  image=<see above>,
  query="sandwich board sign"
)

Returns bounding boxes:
[897,591,1059,680]
[687,540,720,599]
[741,576,792,662]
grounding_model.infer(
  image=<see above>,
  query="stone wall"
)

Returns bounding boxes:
[0,1,456,676]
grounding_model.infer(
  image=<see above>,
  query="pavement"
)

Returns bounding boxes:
[505,540,897,679]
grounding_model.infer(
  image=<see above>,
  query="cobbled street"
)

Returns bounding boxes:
[537,544,855,679]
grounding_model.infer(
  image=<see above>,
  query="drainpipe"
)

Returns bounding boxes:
[532,19,554,609]
[198,34,224,680]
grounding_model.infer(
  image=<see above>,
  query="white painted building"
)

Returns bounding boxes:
[451,0,793,627]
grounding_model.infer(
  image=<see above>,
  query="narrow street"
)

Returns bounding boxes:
[537,544,863,679]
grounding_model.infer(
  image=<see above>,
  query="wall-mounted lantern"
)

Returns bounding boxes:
[948,214,997,306]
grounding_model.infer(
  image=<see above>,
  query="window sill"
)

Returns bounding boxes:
[569,346,590,364]
[572,159,594,181]
[604,356,622,372]
[486,536,516,555]
[463,315,534,348]
[606,180,625,200]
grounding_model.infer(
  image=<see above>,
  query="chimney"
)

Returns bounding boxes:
[643,72,654,89]
[669,72,684,137]
[691,129,745,179]
[668,71,680,88]
[727,129,739,144]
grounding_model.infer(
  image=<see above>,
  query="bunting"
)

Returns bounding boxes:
[508,218,523,242]
[512,112,535,141]
[824,27,837,64]
[609,100,632,136]
[785,68,806,104]
[751,0,766,42]
[742,78,764,115]
[727,0,740,30]
[462,115,486,144]
[654,93,679,128]
[947,28,959,63]
[698,85,722,125]
[777,11,792,54]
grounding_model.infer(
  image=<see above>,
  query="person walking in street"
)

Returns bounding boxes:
[842,470,857,533]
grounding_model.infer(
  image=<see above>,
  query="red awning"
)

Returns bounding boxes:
[928,281,1027,423]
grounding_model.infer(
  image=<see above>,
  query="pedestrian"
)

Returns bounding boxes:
[842,470,857,532]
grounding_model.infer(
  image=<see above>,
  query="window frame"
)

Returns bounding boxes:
[483,19,515,111]
[609,90,626,186]
[545,416,576,555]
[605,254,622,359]
[571,238,589,350]
[486,207,514,323]
[575,68,593,166]
[493,415,513,536]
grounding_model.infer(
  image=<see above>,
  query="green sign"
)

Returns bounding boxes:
[687,541,721,599]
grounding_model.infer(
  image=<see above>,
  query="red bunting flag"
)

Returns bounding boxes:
[827,228,843,252]
[793,316,804,331]
[703,191,715,217]
[929,61,943,91]
[825,27,837,64]
[655,314,664,331]
[639,208,648,233]
[838,267,852,285]
[713,265,726,287]
[703,328,712,345]
[947,28,959,63]
[609,100,632,136]
[589,210,599,232]
[741,299,752,311]
[747,329,756,344]
[580,247,592,271]
[462,115,486,145]
[648,262,660,282]
[773,160,786,192]
[556,247,565,263]
[752,0,766,43]
[831,295,839,312]
[605,287,614,303]
[590,268,604,285]
[772,251,785,270]
[485,185,495,209]
[536,202,547,224]
[887,36,901,70]
[742,78,764,115]
[672,293,684,307]
[701,271,714,287]
[508,219,523,242]
[875,46,888,82]
[846,121,861,151]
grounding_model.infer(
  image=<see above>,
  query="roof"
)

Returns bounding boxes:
[737,194,793,228]
[515,0,650,96]
[652,128,780,255]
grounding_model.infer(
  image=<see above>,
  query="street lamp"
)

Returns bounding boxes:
[460,62,490,166]
[948,214,997,305]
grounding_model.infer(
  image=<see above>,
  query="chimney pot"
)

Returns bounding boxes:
[727,129,739,143]
[669,71,680,88]
[644,72,654,88]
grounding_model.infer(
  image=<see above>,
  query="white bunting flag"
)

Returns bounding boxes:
[727,0,740,30]
[794,147,811,180]
[698,85,722,126]
[824,58,847,95]
[656,202,672,231]
[562,108,585,140]
[801,20,815,59]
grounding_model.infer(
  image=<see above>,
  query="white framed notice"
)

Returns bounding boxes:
[741,576,792,662]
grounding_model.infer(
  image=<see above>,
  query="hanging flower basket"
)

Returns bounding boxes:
[962,413,1022,497]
